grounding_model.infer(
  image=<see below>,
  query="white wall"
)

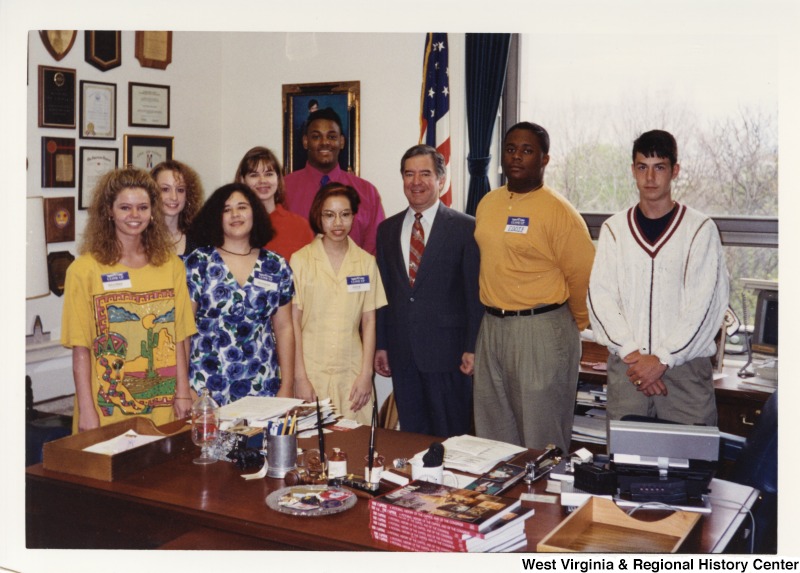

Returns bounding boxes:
[25,31,467,402]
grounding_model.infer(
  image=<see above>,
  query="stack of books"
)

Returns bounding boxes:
[369,480,535,552]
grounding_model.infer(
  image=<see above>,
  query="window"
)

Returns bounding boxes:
[512,32,779,321]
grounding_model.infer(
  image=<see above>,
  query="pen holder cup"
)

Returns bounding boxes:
[266,434,298,479]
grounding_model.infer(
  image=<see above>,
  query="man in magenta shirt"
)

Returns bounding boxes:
[284,107,385,254]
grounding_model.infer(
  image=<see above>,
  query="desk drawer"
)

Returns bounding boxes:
[715,393,767,437]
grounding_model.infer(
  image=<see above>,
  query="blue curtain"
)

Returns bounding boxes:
[464,34,511,216]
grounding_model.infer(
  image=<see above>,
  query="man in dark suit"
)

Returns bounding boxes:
[374,145,483,437]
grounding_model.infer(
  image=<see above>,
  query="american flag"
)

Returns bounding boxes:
[419,33,451,206]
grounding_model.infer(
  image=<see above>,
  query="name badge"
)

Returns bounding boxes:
[346,275,371,293]
[505,216,530,234]
[101,272,131,290]
[253,271,278,290]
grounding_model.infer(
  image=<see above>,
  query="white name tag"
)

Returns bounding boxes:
[101,272,131,290]
[505,216,530,234]
[346,275,370,293]
[253,271,278,290]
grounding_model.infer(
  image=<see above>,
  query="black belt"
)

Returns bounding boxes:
[484,302,565,318]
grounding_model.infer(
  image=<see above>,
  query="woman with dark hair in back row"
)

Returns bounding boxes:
[184,183,295,405]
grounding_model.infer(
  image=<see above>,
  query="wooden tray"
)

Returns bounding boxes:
[537,497,701,553]
[43,417,191,481]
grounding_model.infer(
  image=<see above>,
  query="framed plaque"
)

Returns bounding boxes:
[85,31,121,71]
[38,65,76,128]
[79,147,118,209]
[128,82,170,128]
[282,81,360,175]
[47,251,75,296]
[41,137,76,188]
[80,80,116,140]
[135,31,173,70]
[39,31,77,62]
[44,197,75,243]
[124,134,173,170]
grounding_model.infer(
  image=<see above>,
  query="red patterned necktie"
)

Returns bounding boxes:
[409,212,425,286]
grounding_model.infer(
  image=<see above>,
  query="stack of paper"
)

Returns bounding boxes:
[411,435,526,475]
[217,396,337,429]
[571,414,607,445]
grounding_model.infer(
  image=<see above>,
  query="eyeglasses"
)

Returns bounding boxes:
[321,210,354,223]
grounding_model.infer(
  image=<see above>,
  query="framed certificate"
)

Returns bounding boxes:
[128,82,170,128]
[38,65,76,129]
[80,80,116,140]
[79,147,119,209]
[124,134,173,170]
[135,31,172,70]
[41,137,75,188]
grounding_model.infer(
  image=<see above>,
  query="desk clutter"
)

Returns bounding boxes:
[38,398,759,553]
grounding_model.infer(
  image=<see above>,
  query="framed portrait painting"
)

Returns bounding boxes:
[282,81,360,175]
[123,134,173,170]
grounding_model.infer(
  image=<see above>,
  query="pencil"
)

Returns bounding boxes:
[288,414,297,435]
[280,411,289,435]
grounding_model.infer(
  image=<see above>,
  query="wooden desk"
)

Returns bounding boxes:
[26,422,756,553]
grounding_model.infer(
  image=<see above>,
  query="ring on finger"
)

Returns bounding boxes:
[634,380,642,387]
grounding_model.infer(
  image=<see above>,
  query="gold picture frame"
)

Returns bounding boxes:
[282,80,360,175]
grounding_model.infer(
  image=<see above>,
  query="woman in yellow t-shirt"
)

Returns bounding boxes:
[290,183,387,424]
[61,167,197,433]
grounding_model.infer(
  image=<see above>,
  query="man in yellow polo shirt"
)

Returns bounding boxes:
[473,122,595,452]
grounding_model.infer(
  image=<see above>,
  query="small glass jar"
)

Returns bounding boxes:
[328,447,348,478]
[364,452,385,483]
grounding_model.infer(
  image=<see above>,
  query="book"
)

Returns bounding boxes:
[369,479,522,534]
[463,462,526,495]
[369,499,535,552]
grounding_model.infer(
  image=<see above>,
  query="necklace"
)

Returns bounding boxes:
[171,232,184,245]
[218,246,254,256]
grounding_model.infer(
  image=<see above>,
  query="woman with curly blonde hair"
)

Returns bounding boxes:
[151,160,205,256]
[62,167,197,432]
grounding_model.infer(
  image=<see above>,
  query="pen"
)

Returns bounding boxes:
[367,398,376,482]
[316,398,325,462]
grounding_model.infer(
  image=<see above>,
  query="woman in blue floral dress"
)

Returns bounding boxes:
[185,183,295,405]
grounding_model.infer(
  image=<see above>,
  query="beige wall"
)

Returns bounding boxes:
[25,31,467,400]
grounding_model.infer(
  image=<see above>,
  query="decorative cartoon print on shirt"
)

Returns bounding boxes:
[91,289,178,417]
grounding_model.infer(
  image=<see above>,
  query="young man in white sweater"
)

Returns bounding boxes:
[587,130,729,425]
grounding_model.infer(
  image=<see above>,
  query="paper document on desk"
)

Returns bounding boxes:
[83,430,165,455]
[217,396,305,424]
[412,435,526,475]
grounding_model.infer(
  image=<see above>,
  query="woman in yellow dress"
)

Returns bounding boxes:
[290,183,387,424]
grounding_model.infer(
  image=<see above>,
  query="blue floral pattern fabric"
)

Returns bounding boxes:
[185,247,294,405]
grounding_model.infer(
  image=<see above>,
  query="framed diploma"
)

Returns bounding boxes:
[41,137,76,188]
[85,31,122,71]
[80,80,116,140]
[39,31,77,62]
[124,134,173,170]
[38,65,76,129]
[79,147,119,210]
[134,31,173,70]
[128,82,170,128]
[44,197,76,243]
